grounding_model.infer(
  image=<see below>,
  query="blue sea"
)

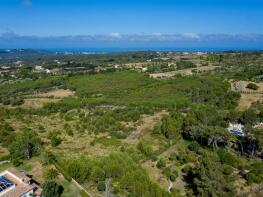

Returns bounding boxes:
[44,47,263,53]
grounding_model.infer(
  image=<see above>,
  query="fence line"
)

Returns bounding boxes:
[0,160,10,165]
[54,163,94,197]
[71,178,94,197]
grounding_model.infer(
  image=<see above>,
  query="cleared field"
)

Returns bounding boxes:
[124,111,168,144]
[239,93,263,109]
[21,98,61,108]
[20,89,75,108]
[150,65,218,78]
[33,89,75,98]
[232,81,263,109]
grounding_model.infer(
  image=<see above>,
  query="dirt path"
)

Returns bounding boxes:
[124,110,168,144]
[168,180,173,193]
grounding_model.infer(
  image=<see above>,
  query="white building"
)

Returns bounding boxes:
[0,168,42,197]
[228,123,245,136]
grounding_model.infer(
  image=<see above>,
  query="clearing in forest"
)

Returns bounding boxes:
[124,110,168,144]
[33,89,75,98]
[149,65,218,78]
[232,81,263,109]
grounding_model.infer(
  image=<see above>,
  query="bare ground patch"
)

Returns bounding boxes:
[142,160,169,190]
[0,146,8,156]
[150,65,219,78]
[124,111,168,144]
[34,89,74,98]
[238,93,263,109]
[232,81,263,109]
[21,98,61,109]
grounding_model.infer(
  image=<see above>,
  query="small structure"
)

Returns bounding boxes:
[0,168,42,197]
[35,65,43,71]
[233,81,245,92]
[228,123,245,136]
[142,67,148,72]
[253,122,263,129]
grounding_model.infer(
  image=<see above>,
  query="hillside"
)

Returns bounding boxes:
[0,52,263,197]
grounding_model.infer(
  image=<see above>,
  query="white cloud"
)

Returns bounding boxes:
[183,33,200,39]
[152,32,162,36]
[1,32,263,43]
[109,32,122,39]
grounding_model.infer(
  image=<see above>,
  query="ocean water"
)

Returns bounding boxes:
[45,47,263,53]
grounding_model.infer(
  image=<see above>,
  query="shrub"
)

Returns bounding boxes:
[42,181,64,197]
[44,168,59,180]
[156,159,166,169]
[97,181,106,191]
[182,164,191,173]
[222,165,234,175]
[48,131,62,147]
[50,135,62,147]
[137,141,154,158]
[41,150,57,165]
[245,173,261,184]
[246,83,259,90]
[217,149,239,168]
[188,142,201,153]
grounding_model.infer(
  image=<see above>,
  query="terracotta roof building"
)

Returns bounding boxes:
[0,168,42,197]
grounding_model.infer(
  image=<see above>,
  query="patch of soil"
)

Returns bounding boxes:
[124,111,168,144]
[34,89,74,98]
[150,65,218,78]
[21,98,61,109]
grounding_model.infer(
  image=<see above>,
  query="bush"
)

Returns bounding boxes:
[156,159,166,169]
[12,158,23,166]
[50,136,62,147]
[44,168,59,180]
[41,150,57,165]
[217,149,239,168]
[188,142,201,153]
[137,141,154,158]
[48,131,62,147]
[10,98,24,106]
[222,165,234,175]
[245,173,261,184]
[246,83,259,90]
[182,164,191,173]
[64,123,73,136]
[42,181,64,197]
[176,60,196,70]
[163,167,178,182]
[97,181,106,191]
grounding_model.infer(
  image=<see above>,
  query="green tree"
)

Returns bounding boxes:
[42,181,64,197]
[9,131,42,161]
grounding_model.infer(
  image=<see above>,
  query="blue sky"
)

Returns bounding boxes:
[0,0,263,49]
